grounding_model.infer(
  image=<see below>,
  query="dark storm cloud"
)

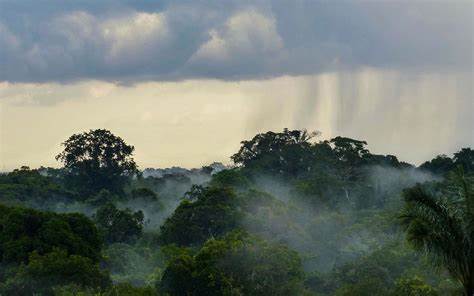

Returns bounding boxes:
[0,0,471,83]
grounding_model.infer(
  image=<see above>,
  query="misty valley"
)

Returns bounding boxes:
[1,0,472,294]
[0,128,472,296]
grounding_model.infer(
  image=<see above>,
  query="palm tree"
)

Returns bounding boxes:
[400,169,474,295]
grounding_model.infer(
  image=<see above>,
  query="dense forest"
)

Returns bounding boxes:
[0,128,472,296]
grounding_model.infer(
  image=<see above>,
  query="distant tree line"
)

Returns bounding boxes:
[0,128,472,295]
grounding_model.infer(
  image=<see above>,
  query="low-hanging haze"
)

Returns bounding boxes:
[0,0,472,170]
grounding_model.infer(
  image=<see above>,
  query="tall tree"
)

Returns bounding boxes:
[56,129,137,197]
[454,148,474,173]
[326,137,370,205]
[400,170,474,295]
[419,154,455,176]
[231,128,318,177]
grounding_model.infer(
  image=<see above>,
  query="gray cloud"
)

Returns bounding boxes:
[0,0,471,83]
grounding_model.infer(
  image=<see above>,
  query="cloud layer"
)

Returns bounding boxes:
[0,0,471,83]
[1,70,472,171]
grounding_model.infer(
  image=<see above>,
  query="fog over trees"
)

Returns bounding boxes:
[0,128,473,295]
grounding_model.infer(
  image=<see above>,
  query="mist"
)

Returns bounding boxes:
[0,1,471,293]
[239,165,439,273]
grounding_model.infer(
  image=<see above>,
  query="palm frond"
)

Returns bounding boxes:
[400,179,474,294]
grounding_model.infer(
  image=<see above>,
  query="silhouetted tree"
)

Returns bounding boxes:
[56,129,137,197]
[454,148,474,173]
[419,154,455,176]
[231,128,318,177]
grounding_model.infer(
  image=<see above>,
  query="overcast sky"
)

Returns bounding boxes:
[0,0,472,170]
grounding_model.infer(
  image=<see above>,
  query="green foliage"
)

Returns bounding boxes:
[208,168,251,189]
[334,278,387,296]
[230,129,408,209]
[400,170,474,295]
[159,186,242,246]
[420,148,474,176]
[305,236,447,295]
[419,155,455,176]
[3,128,472,295]
[160,253,196,295]
[329,136,370,166]
[0,205,107,295]
[104,242,164,286]
[0,204,102,264]
[160,231,305,296]
[52,283,158,296]
[391,276,438,296]
[94,203,144,244]
[0,249,110,296]
[102,283,158,296]
[131,188,159,201]
[0,166,73,204]
[453,148,474,173]
[52,284,98,296]
[87,189,119,206]
[231,128,318,177]
[56,129,138,197]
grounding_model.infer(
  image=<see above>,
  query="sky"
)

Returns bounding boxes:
[0,0,473,170]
